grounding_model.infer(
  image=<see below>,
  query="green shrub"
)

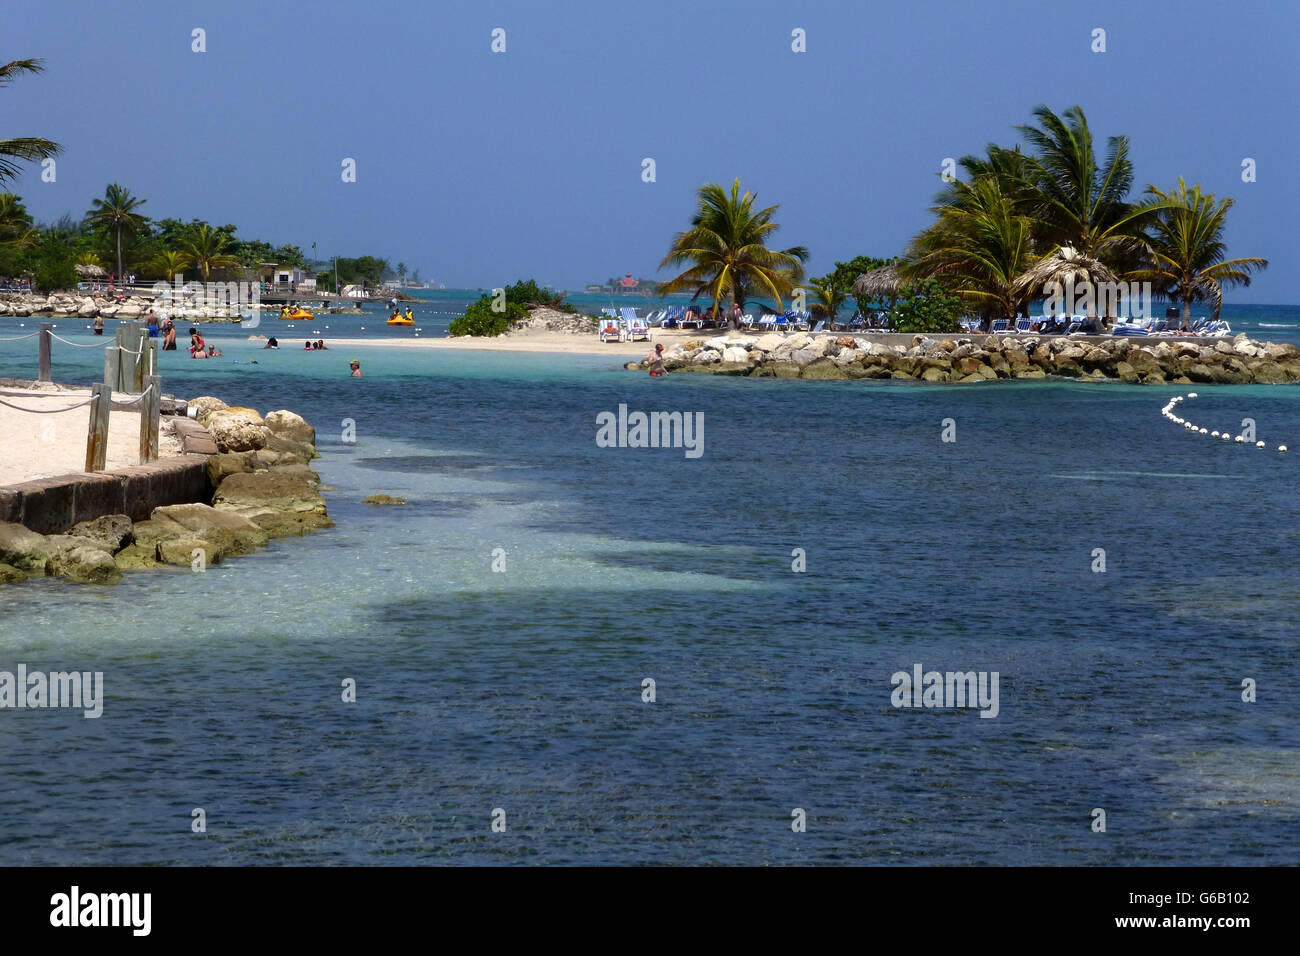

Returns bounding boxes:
[889,279,964,334]
[448,296,529,337]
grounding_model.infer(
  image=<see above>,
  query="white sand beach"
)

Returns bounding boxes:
[301,328,705,356]
[0,387,180,486]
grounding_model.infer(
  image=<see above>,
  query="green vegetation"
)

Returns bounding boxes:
[448,297,528,336]
[888,279,964,334]
[806,254,895,322]
[448,279,578,337]
[1133,178,1269,325]
[900,105,1267,326]
[658,178,807,313]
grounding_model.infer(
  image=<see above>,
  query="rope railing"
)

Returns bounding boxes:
[0,393,99,414]
[0,319,164,469]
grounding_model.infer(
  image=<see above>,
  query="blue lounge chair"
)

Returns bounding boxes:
[990,319,1010,333]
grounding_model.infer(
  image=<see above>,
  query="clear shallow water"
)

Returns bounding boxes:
[0,329,1298,865]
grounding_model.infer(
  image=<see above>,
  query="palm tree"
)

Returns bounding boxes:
[146,249,191,281]
[658,178,808,314]
[0,59,61,185]
[805,277,847,327]
[1134,178,1267,326]
[85,183,148,279]
[0,191,35,246]
[906,175,1037,322]
[1013,105,1162,269]
[180,224,238,281]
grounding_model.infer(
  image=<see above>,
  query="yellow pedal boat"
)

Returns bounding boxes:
[279,307,314,321]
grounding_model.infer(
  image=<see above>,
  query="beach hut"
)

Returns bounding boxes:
[1011,246,1117,318]
[852,264,903,309]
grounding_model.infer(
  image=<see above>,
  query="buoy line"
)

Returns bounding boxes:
[1159,392,1287,452]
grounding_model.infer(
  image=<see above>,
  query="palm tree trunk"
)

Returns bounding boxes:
[116,228,122,281]
[1181,297,1191,331]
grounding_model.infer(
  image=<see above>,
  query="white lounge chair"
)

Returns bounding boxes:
[627,316,651,341]
[598,318,623,342]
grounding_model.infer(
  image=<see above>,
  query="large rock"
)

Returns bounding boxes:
[65,514,133,553]
[691,348,721,365]
[188,396,229,423]
[800,358,848,380]
[0,522,53,572]
[46,546,121,584]
[264,409,316,445]
[265,433,318,463]
[206,409,272,453]
[213,471,328,516]
[207,451,255,485]
[0,562,28,584]
[721,346,749,363]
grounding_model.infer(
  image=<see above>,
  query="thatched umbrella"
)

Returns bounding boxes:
[851,264,903,306]
[1011,246,1117,317]
[74,263,106,277]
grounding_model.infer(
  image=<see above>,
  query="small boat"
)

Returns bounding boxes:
[280,307,314,321]
[387,311,414,326]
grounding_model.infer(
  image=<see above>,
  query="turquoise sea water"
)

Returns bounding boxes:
[1,310,1298,865]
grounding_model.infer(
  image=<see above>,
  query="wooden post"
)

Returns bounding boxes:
[104,341,120,389]
[84,383,111,472]
[112,326,128,391]
[138,374,161,462]
[131,328,147,392]
[38,323,52,382]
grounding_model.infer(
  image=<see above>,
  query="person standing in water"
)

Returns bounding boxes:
[349,360,363,377]
[647,342,668,376]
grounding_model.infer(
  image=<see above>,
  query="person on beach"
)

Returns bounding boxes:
[349,360,363,377]
[92,315,104,336]
[728,302,742,330]
[647,343,667,377]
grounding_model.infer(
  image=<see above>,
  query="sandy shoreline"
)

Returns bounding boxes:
[0,386,181,486]
[272,329,705,356]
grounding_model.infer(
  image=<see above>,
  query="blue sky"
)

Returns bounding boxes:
[6,0,1298,300]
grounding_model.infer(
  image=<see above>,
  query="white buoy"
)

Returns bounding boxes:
[1256,441,1266,448]
[1280,446,1288,453]
[1222,434,1231,441]
[1187,392,1197,398]
[1235,436,1244,444]
[1211,431,1220,437]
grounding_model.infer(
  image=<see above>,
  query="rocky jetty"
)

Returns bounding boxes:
[628,332,1300,385]
[0,291,245,322]
[0,402,332,585]
[503,306,597,336]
